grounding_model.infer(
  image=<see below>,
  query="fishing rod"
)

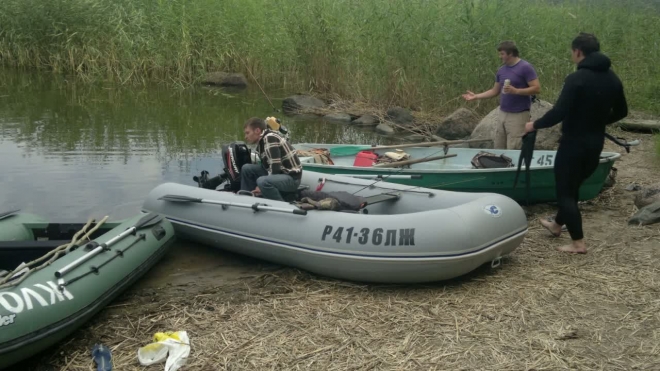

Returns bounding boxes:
[227,41,280,113]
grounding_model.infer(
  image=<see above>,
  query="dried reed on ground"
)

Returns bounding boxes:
[37,227,660,371]
[26,137,660,371]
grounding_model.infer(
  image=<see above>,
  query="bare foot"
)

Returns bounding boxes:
[539,218,562,237]
[556,240,587,254]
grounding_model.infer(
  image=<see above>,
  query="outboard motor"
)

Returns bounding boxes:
[193,141,254,192]
[220,141,253,191]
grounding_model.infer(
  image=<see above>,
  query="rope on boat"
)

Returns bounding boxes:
[0,216,109,289]
[59,233,147,288]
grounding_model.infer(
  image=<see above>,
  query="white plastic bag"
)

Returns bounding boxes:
[137,331,190,371]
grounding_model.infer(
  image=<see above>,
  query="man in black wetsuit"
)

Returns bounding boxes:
[524,32,628,254]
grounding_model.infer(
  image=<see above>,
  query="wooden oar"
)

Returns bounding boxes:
[369,138,492,150]
[329,138,492,157]
[373,154,457,168]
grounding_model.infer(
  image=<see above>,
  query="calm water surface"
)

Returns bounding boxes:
[0,68,408,370]
[0,68,391,221]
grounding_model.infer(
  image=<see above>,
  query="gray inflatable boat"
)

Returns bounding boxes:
[141,171,528,283]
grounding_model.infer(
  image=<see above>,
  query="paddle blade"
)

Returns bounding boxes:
[158,194,203,203]
[133,213,164,230]
[0,209,20,221]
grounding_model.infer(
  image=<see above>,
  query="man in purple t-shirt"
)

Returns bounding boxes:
[462,41,541,149]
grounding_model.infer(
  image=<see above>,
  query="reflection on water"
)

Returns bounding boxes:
[0,68,391,220]
[0,69,399,371]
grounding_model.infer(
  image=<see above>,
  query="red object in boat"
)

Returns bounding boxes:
[353,150,378,167]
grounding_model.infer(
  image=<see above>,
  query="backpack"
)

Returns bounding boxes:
[220,141,254,192]
[471,151,514,169]
[266,116,291,142]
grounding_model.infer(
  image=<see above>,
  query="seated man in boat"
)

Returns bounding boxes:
[240,117,303,201]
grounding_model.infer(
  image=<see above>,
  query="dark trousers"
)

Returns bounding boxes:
[240,164,300,201]
[553,140,602,240]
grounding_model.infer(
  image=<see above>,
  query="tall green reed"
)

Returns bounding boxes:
[1,0,658,115]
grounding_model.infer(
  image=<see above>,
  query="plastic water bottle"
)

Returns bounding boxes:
[92,344,112,371]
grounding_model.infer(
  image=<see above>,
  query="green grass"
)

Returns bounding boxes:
[1,0,659,115]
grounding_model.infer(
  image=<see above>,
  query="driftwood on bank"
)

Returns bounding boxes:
[613,119,660,132]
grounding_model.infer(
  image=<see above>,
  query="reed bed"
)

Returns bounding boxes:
[1,0,659,115]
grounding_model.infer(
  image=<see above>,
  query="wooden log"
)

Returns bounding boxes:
[613,119,660,132]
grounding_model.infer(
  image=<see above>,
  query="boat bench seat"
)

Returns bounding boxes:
[361,192,401,207]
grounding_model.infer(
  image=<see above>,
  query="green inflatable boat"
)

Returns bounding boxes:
[0,209,175,369]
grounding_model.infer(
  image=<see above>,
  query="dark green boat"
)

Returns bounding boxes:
[0,210,175,369]
[293,143,621,204]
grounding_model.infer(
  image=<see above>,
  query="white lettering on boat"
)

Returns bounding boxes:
[0,281,74,314]
[20,287,49,310]
[35,282,74,304]
[0,314,16,327]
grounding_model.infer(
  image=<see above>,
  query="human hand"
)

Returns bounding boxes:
[252,186,261,196]
[462,90,477,101]
[503,84,517,94]
[524,121,536,134]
